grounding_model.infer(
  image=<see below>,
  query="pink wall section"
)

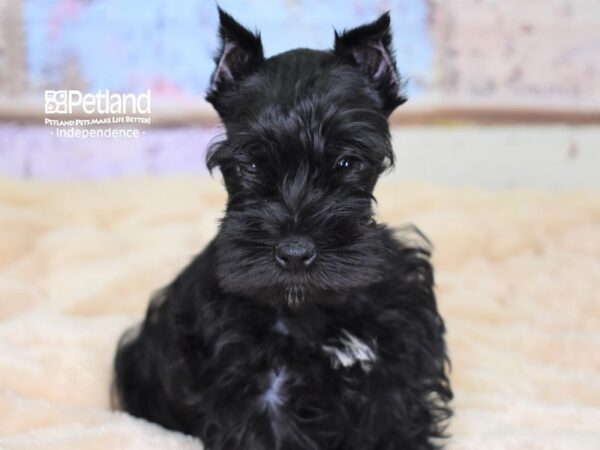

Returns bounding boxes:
[429,0,600,105]
[0,125,218,179]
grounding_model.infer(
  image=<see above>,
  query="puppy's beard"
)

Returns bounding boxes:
[285,284,305,309]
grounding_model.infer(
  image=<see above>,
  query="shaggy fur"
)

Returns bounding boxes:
[114,8,452,450]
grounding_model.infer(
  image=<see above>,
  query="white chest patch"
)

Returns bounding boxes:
[262,368,287,411]
[322,330,377,372]
[273,320,289,336]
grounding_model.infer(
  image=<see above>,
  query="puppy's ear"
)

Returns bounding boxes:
[334,12,405,115]
[206,8,264,114]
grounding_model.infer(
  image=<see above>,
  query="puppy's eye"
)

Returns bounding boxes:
[335,157,362,171]
[237,161,258,175]
[246,161,258,173]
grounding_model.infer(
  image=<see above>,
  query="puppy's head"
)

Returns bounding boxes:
[206,8,405,306]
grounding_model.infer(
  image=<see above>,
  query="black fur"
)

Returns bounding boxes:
[114,8,452,450]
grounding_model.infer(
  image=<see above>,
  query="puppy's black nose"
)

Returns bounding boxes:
[275,237,317,271]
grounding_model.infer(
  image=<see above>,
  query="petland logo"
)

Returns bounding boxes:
[44,89,152,139]
[45,89,151,115]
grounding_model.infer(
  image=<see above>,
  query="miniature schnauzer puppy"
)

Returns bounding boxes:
[114,8,452,450]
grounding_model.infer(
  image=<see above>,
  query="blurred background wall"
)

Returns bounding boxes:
[0,0,598,186]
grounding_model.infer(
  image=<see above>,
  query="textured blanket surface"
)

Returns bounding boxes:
[0,177,598,449]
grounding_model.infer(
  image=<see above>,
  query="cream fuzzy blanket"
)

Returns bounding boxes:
[0,177,598,450]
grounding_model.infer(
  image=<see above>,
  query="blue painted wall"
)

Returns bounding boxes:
[24,0,433,97]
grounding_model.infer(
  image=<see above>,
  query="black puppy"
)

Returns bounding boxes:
[114,8,452,450]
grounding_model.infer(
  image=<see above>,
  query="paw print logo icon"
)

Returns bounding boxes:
[45,90,69,114]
